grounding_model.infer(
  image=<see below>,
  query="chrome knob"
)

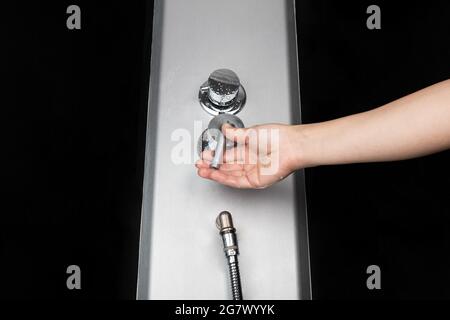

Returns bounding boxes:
[197,114,245,169]
[208,69,240,107]
[199,69,246,116]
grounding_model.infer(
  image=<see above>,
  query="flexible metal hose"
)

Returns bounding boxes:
[216,211,243,300]
[228,258,243,300]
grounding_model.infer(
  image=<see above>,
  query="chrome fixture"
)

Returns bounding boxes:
[199,69,246,116]
[216,211,243,300]
[197,114,245,169]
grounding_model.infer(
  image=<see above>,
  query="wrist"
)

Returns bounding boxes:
[289,123,323,169]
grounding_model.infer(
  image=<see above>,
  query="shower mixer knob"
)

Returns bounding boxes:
[197,114,245,169]
[208,114,244,133]
[208,69,240,107]
[199,69,246,116]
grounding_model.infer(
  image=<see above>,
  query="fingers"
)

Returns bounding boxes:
[197,167,252,189]
[195,159,210,169]
[219,163,244,171]
[200,150,214,162]
[223,146,245,163]
[196,154,254,188]
[199,146,245,164]
[195,158,243,170]
[222,124,254,144]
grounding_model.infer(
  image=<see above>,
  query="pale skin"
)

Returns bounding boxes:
[196,79,450,189]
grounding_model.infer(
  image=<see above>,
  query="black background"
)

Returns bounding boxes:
[2,1,450,300]
[296,0,450,299]
[2,1,154,299]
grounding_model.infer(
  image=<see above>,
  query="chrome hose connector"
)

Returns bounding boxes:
[216,211,243,300]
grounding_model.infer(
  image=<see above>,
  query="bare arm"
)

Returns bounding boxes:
[297,79,450,168]
[196,79,450,189]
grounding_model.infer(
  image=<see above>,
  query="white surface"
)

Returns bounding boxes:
[139,0,307,299]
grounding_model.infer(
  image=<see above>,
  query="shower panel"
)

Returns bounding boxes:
[138,0,311,300]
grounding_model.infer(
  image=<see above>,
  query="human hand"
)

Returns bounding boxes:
[198,80,450,187]
[195,123,304,189]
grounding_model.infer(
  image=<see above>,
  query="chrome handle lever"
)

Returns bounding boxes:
[197,114,245,169]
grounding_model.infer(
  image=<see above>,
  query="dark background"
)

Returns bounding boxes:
[296,0,450,299]
[2,1,154,299]
[2,1,450,300]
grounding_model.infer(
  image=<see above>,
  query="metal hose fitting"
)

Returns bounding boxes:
[216,211,243,300]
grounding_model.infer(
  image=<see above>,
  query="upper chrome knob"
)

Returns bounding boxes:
[208,69,240,107]
[199,69,246,116]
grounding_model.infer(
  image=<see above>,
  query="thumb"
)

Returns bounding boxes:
[222,123,251,144]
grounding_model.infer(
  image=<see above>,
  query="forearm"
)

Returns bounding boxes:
[295,79,450,168]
